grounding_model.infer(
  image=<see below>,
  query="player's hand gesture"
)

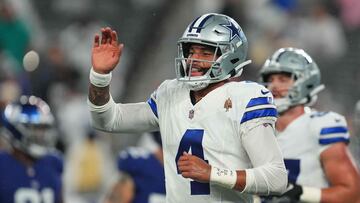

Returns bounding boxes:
[92,27,124,74]
[177,152,211,183]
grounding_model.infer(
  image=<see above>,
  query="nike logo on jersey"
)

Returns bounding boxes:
[261,89,270,95]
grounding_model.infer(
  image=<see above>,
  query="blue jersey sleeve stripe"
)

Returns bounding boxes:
[320,126,348,135]
[240,108,277,124]
[246,97,272,108]
[319,137,349,145]
[147,98,158,118]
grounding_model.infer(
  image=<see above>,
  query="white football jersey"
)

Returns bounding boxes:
[147,79,278,203]
[276,111,350,188]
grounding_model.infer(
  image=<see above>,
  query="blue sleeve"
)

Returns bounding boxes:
[147,95,158,118]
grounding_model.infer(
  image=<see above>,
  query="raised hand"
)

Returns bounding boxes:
[92,27,124,74]
[177,152,211,183]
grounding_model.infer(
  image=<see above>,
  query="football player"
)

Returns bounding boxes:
[117,132,165,203]
[88,13,287,202]
[259,48,360,202]
[0,95,63,203]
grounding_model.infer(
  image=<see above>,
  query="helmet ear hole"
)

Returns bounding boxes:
[230,58,239,64]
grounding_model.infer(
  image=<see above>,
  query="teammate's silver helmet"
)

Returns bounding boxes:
[175,13,251,91]
[1,95,56,158]
[259,47,325,113]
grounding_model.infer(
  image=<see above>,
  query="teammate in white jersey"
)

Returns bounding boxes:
[87,13,287,202]
[259,47,360,202]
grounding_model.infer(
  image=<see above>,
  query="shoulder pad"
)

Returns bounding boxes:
[239,83,277,124]
[310,111,349,145]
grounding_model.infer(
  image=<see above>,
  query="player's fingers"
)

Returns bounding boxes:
[177,159,191,167]
[111,30,118,45]
[118,44,124,57]
[94,34,100,47]
[178,165,192,173]
[181,171,193,179]
[105,27,112,44]
[101,28,106,44]
[178,155,189,161]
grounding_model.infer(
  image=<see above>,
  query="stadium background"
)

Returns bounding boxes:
[0,0,359,202]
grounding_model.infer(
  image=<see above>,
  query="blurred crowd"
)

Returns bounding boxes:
[0,0,359,202]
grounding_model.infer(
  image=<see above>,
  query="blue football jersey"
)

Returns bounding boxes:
[118,147,165,203]
[0,150,63,203]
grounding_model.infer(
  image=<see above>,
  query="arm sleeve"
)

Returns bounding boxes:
[241,123,288,195]
[88,95,159,133]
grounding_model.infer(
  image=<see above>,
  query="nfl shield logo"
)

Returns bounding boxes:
[189,109,195,119]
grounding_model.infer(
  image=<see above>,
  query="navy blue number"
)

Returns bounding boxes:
[284,159,300,183]
[175,129,210,195]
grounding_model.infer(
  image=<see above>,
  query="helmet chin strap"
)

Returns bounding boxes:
[209,60,252,84]
[185,60,252,91]
[305,84,325,107]
[233,60,252,78]
[275,84,325,113]
[274,98,292,114]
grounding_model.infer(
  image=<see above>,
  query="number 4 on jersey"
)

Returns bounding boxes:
[175,129,210,195]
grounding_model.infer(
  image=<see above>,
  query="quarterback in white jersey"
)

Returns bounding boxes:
[88,13,287,203]
[260,48,360,203]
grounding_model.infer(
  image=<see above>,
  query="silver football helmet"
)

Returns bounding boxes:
[259,47,325,113]
[1,95,56,158]
[175,13,251,91]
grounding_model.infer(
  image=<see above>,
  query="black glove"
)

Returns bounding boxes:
[281,183,303,200]
[261,183,303,203]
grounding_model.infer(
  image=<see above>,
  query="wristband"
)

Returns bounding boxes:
[300,187,321,202]
[89,67,112,87]
[210,166,237,189]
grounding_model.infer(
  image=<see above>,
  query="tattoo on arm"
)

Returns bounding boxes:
[88,83,110,106]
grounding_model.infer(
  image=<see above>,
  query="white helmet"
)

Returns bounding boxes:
[1,95,57,158]
[175,13,251,91]
[259,47,325,113]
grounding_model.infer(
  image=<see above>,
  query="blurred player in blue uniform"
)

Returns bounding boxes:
[117,131,165,203]
[0,95,63,203]
[259,48,360,202]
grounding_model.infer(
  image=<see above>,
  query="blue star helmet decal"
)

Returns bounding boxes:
[220,19,241,41]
